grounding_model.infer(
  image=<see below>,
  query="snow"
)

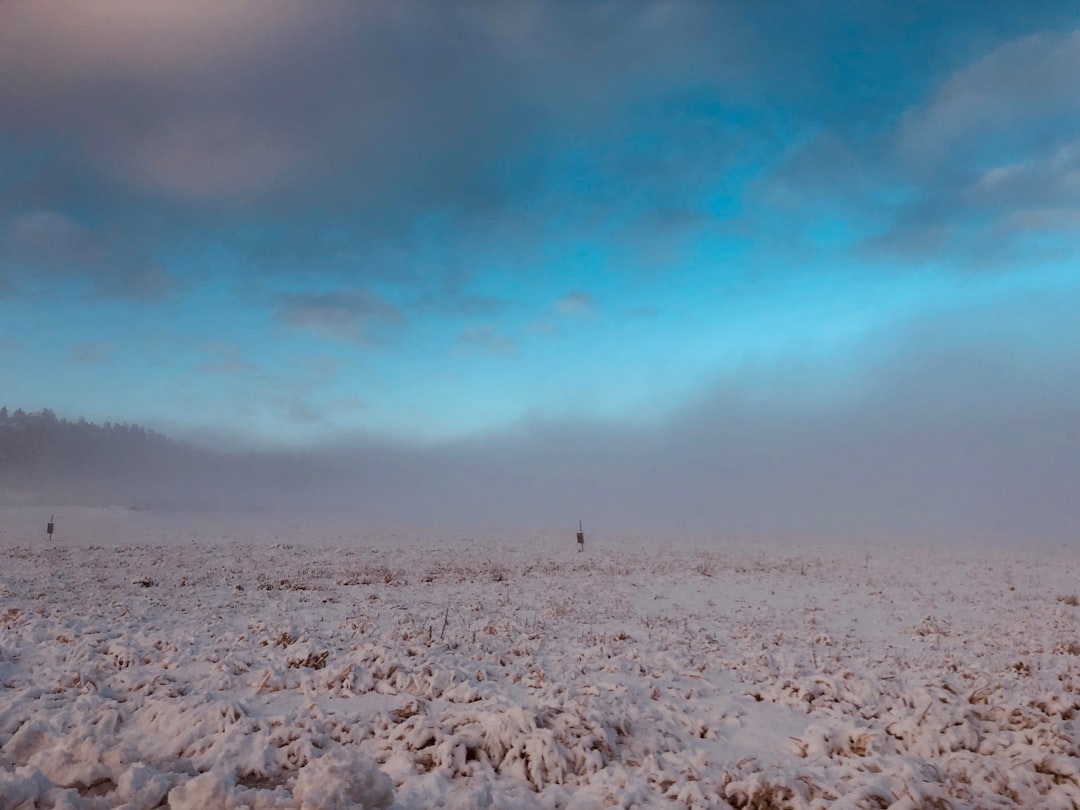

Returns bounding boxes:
[2,507,1079,808]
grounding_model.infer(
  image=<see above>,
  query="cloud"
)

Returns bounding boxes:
[887,31,1080,249]
[275,289,404,344]
[858,222,955,264]
[67,342,110,366]
[5,211,99,264]
[970,136,1080,218]
[0,210,177,299]
[0,1,744,208]
[419,291,510,318]
[2,212,104,278]
[1007,207,1080,232]
[4,1,1073,300]
[0,0,318,202]
[455,326,516,356]
[761,28,1080,269]
[894,31,1080,171]
[555,291,596,317]
[119,114,309,203]
[197,345,258,376]
[530,321,558,335]
[0,1,788,308]
[415,268,513,318]
[283,399,324,426]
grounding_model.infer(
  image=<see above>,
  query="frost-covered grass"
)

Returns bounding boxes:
[2,511,1080,808]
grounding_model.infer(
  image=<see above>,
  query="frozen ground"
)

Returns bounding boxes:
[2,508,1080,809]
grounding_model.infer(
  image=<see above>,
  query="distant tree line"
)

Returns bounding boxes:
[0,405,373,511]
[0,406,198,505]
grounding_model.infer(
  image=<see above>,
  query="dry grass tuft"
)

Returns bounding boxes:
[695,559,717,577]
[287,650,329,670]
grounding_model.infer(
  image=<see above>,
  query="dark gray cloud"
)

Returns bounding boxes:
[67,342,110,366]
[0,2,738,207]
[419,290,511,318]
[455,326,517,356]
[196,344,259,376]
[0,2,743,300]
[0,210,178,299]
[275,289,404,344]
[892,31,1080,171]
[5,211,99,265]
[763,28,1080,268]
[555,291,596,316]
[2,1,1076,298]
[283,399,324,426]
[967,137,1080,218]
[414,267,514,318]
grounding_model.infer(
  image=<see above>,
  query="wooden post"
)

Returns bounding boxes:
[576,520,584,552]
[47,515,54,540]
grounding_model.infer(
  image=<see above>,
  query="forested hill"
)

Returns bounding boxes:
[0,407,198,505]
[0,407,357,511]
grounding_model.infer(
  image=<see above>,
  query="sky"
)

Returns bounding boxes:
[1,2,1078,540]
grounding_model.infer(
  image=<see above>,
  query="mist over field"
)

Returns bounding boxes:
[5,296,1078,545]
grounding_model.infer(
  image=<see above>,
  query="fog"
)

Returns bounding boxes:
[4,291,1076,547]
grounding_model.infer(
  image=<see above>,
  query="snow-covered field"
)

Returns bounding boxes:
[2,508,1080,809]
